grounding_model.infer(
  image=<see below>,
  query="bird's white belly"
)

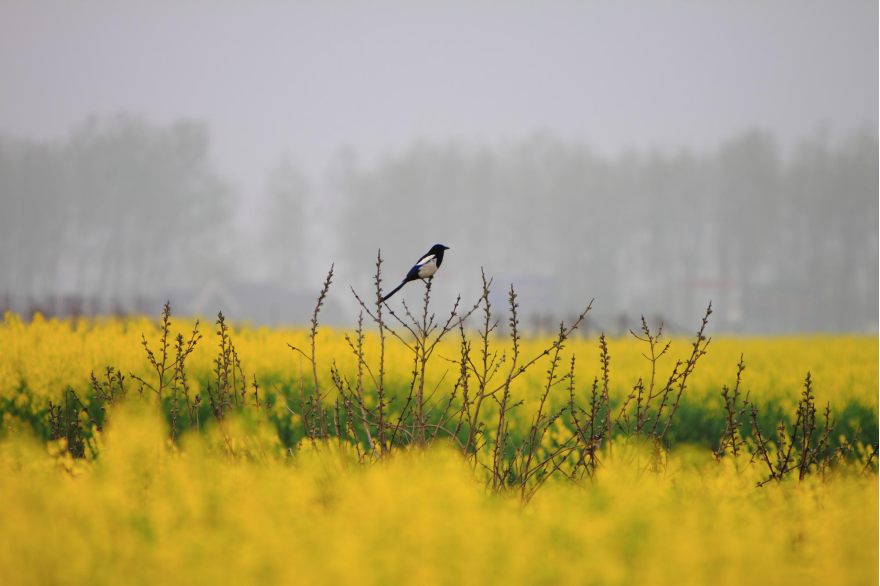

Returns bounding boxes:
[417,258,438,278]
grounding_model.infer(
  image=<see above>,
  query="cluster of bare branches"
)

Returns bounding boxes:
[736,371,872,486]
[51,301,273,460]
[341,255,599,499]
[127,301,207,444]
[47,390,92,458]
[46,251,876,499]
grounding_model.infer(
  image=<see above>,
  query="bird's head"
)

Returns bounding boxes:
[429,244,450,255]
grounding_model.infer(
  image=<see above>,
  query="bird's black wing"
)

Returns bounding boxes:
[405,253,436,281]
[404,264,421,281]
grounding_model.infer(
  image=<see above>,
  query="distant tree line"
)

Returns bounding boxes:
[333,129,878,333]
[1,116,876,332]
[0,115,234,312]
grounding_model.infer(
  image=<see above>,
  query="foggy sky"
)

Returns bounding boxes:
[0,1,876,196]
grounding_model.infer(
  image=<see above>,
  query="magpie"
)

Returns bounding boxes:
[381,244,450,302]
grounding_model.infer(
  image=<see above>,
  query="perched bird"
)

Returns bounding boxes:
[381,244,450,302]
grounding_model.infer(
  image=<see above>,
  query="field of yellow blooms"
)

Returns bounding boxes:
[1,313,877,411]
[0,312,877,584]
[1,312,876,442]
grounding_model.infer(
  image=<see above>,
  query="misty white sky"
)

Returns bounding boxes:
[0,1,877,198]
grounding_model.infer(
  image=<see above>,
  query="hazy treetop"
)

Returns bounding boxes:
[0,1,876,193]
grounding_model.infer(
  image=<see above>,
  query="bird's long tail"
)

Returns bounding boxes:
[381,281,407,303]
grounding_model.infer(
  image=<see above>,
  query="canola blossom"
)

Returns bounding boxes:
[1,312,876,418]
[0,408,876,586]
[0,313,876,584]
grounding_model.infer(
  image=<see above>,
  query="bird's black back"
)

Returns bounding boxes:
[425,244,448,267]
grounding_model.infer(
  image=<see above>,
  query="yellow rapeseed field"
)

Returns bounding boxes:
[0,313,877,584]
[1,312,876,417]
[0,407,876,586]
